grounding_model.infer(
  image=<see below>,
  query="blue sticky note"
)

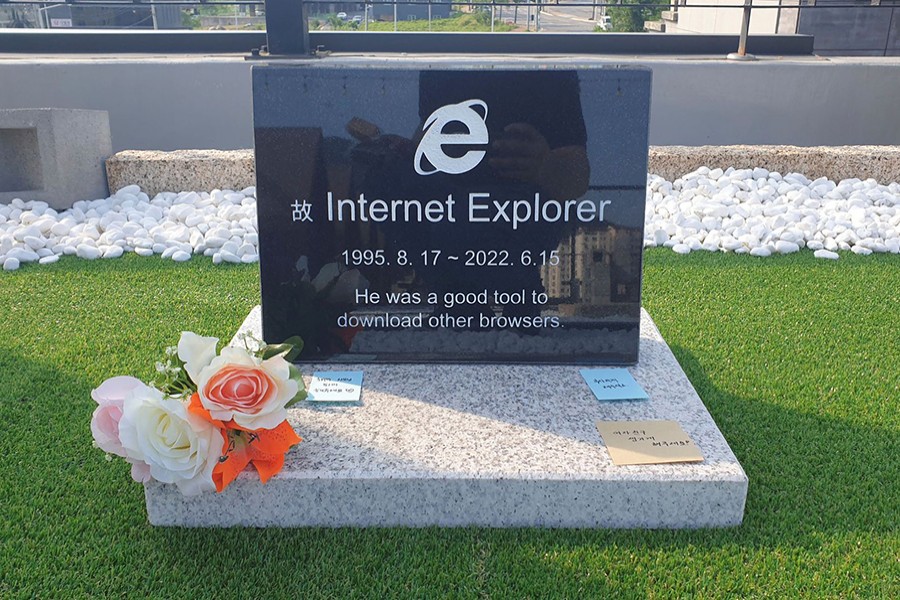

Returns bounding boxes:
[307,371,364,403]
[580,368,649,402]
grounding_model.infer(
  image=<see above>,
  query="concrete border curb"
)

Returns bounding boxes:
[106,145,900,197]
[105,149,254,197]
[648,145,900,183]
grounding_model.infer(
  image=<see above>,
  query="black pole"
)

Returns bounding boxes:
[263,0,310,56]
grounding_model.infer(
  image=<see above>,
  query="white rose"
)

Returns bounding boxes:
[118,384,222,496]
[177,331,219,383]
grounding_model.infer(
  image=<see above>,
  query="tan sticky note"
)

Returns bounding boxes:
[596,420,704,466]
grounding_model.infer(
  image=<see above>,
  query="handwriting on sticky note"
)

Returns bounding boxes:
[595,420,703,466]
[307,371,363,403]
[580,368,648,401]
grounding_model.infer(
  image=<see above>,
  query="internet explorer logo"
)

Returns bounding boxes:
[414,99,489,175]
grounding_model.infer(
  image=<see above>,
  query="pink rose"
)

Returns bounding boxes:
[130,462,152,484]
[90,376,144,457]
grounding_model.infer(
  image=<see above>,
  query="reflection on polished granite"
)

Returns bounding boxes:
[253,63,651,363]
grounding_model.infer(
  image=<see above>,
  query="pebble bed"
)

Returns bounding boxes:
[645,168,899,259]
[2,168,899,272]
[1,185,258,272]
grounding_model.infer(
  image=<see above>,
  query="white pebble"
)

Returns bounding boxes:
[172,250,191,262]
[814,249,839,260]
[116,184,141,196]
[13,225,40,242]
[23,236,45,250]
[8,247,39,262]
[3,257,19,271]
[775,241,800,254]
[750,247,772,257]
[102,246,124,259]
[220,250,241,264]
[76,244,101,260]
[204,236,227,248]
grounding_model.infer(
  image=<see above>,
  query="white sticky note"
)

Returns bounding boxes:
[307,371,364,403]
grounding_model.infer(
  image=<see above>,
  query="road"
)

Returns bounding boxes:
[500,1,604,33]
[541,1,605,32]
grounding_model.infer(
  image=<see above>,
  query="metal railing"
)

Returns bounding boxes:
[1,0,898,58]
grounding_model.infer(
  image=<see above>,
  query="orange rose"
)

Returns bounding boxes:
[205,366,277,415]
[186,345,298,431]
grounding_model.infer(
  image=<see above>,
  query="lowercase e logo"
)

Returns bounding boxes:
[414,99,489,175]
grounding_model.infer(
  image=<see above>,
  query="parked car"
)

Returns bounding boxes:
[336,12,348,20]
[352,15,362,24]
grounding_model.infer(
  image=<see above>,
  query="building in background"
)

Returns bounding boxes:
[0,3,183,29]
[0,5,38,28]
[646,0,900,56]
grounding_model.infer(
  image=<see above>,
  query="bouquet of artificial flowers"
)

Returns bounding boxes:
[90,332,305,496]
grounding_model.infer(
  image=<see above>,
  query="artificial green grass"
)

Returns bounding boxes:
[1,251,897,598]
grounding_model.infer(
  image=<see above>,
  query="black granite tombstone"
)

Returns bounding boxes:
[253,62,651,364]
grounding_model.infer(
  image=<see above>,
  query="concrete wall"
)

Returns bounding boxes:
[1,55,899,151]
[0,58,254,152]
[668,1,780,35]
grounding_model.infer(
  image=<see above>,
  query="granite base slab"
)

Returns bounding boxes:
[144,307,748,528]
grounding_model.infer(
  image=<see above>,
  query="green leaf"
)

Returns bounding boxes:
[281,336,305,361]
[259,336,304,362]
[260,343,291,360]
[285,363,308,408]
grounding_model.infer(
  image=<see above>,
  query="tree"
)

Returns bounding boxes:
[607,0,666,32]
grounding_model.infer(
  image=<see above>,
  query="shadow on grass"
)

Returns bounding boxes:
[3,318,897,597]
[671,344,898,536]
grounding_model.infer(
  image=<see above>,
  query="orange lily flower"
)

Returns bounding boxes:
[188,393,302,493]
